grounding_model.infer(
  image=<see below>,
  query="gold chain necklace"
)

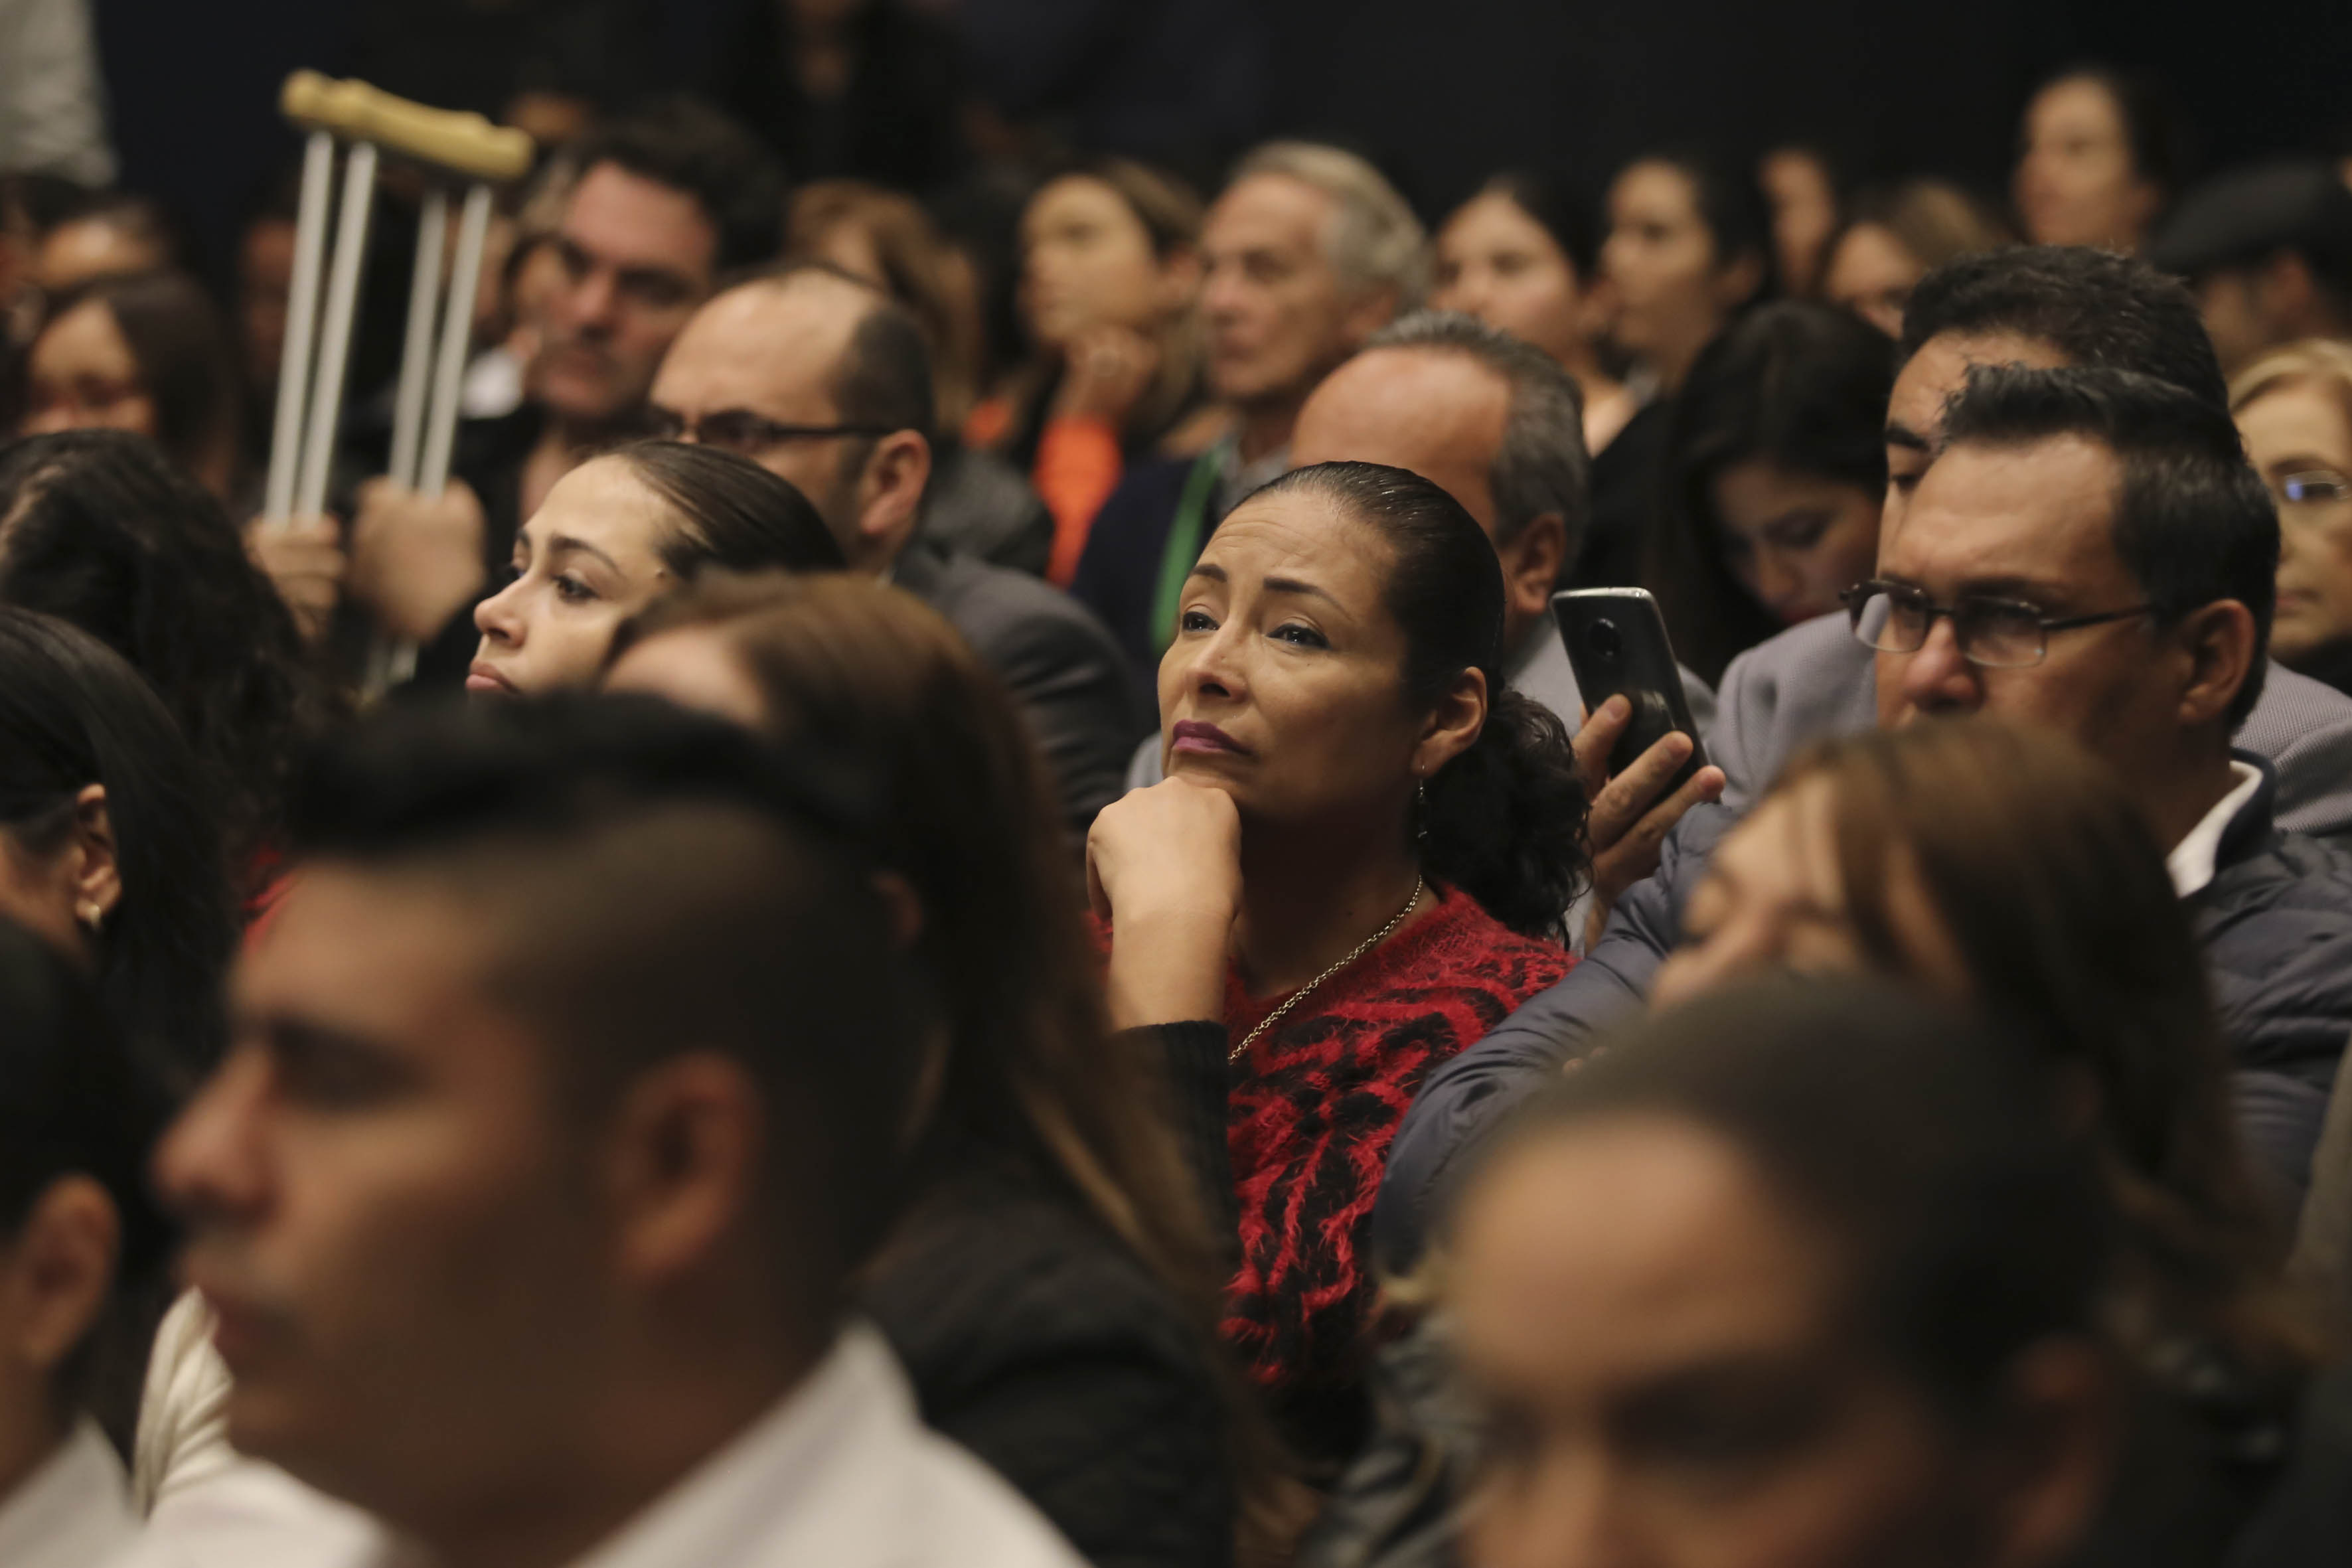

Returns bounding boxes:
[1229,874,1426,1065]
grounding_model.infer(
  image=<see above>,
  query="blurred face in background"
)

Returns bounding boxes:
[1603,161,1758,388]
[1823,223,1924,339]
[156,868,614,1528]
[1431,191,1593,368]
[2237,378,2352,668]
[1018,175,1194,350]
[239,216,297,392]
[2013,77,2160,252]
[1761,148,1839,298]
[529,161,719,426]
[19,298,153,440]
[1451,1114,2021,1568]
[1652,773,1964,1009]
[1200,173,1383,410]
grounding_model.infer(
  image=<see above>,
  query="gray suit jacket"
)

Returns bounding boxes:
[1377,611,2352,1267]
[893,543,1143,834]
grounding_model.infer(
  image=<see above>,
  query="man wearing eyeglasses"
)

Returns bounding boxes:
[1380,246,2352,1266]
[645,264,1142,832]
[249,102,785,680]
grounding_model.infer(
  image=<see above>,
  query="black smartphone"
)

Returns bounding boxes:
[1551,588,1708,789]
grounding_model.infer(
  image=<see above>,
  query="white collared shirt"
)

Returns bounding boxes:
[566,1324,1081,1568]
[2167,759,2265,898]
[0,1421,137,1568]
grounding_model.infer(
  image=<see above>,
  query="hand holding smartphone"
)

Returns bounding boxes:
[1551,588,1709,791]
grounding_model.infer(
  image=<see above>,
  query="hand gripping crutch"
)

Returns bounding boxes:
[263,72,533,685]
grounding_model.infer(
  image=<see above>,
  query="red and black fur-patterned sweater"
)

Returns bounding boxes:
[1215,882,1570,1461]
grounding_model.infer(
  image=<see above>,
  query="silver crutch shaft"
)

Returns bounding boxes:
[380,181,498,687]
[386,187,448,491]
[262,129,335,525]
[294,141,379,521]
[418,183,494,498]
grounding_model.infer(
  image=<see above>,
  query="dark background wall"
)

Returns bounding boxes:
[90,0,2352,284]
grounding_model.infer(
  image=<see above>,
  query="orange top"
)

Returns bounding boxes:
[1036,416,1125,586]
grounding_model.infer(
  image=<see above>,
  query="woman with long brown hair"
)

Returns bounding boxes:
[1658,717,2313,1397]
[606,572,1283,1568]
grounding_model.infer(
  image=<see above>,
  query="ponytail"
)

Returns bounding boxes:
[1423,687,1589,941]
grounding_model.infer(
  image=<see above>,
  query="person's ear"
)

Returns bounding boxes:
[601,1053,764,1286]
[855,430,933,569]
[68,785,120,933]
[1412,666,1489,779]
[1976,1338,2120,1568]
[0,1176,120,1381]
[1500,514,1568,631]
[2171,599,2259,732]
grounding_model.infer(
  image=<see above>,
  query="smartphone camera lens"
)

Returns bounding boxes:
[1588,618,1621,663]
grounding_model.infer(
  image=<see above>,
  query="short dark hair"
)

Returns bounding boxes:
[601,439,845,576]
[575,99,785,274]
[1474,975,2114,1420]
[42,270,242,487]
[1650,301,1896,684]
[832,286,937,446]
[0,917,175,1417]
[1245,462,1591,938]
[0,608,236,1093]
[0,430,321,883]
[289,696,931,1301]
[1900,246,2228,410]
[1939,363,2278,727]
[1364,310,1591,557]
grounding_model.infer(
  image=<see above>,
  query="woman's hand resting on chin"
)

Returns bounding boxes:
[1087,778,1244,1030]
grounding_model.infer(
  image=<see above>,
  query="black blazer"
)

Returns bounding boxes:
[866,1161,1234,1568]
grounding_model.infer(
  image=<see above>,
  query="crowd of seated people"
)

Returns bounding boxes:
[9,38,2352,1568]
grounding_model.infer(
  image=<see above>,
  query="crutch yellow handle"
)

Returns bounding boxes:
[281,71,533,184]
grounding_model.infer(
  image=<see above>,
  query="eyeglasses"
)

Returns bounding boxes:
[2275,469,2352,511]
[640,406,900,455]
[1843,580,2155,669]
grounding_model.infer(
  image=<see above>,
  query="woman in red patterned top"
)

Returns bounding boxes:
[1088,460,1591,1467]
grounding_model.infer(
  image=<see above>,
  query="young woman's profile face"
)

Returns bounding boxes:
[20,300,157,442]
[470,457,680,698]
[1156,492,1445,828]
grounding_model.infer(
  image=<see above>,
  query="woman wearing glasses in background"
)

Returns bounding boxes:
[2231,341,2352,697]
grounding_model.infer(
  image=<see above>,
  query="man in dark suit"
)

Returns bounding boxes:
[648,264,1142,832]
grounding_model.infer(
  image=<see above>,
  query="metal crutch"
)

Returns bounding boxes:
[265,72,534,688]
